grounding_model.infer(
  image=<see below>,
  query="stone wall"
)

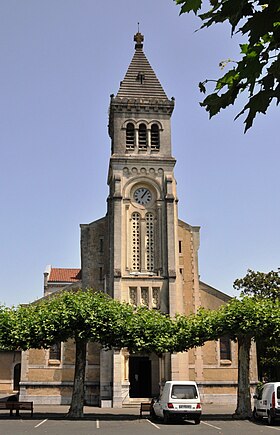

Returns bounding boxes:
[0,351,21,395]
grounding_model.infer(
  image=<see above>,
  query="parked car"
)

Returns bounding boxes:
[151,381,202,424]
[253,382,280,425]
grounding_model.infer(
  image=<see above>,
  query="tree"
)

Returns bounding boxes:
[211,296,280,419]
[10,291,135,418]
[4,284,280,420]
[8,290,177,418]
[174,0,280,131]
[173,308,219,351]
[0,305,19,351]
[173,296,280,419]
[124,306,177,354]
[173,300,254,418]
[234,269,280,381]
[234,268,280,300]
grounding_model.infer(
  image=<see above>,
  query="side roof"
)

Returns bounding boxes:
[199,280,231,303]
[45,267,81,283]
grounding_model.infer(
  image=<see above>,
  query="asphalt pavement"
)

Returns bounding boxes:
[2,402,236,420]
[1,403,278,435]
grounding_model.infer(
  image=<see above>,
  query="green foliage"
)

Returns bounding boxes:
[0,291,179,355]
[172,296,280,354]
[0,291,135,351]
[259,343,280,367]
[174,0,280,131]
[27,290,137,349]
[2,287,280,371]
[124,306,176,354]
[233,269,280,300]
[3,283,279,419]
[215,296,280,340]
[2,288,279,355]
[233,269,280,380]
[0,306,19,350]
[173,308,219,352]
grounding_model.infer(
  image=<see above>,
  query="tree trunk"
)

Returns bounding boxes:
[68,337,87,418]
[233,335,252,419]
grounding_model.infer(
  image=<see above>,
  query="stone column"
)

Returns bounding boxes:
[165,175,178,317]
[113,176,122,300]
[156,202,163,273]
[125,205,130,271]
[191,230,203,383]
[161,353,171,388]
[19,350,29,401]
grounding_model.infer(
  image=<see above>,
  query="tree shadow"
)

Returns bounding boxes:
[0,411,141,421]
[202,413,240,421]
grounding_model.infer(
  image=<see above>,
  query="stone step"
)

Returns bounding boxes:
[123,398,152,408]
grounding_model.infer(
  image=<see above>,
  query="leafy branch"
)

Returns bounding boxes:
[175,0,280,131]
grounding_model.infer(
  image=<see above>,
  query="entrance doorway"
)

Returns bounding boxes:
[13,363,21,391]
[129,356,151,398]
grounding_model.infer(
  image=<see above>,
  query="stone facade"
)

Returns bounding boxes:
[0,351,21,396]
[17,33,258,406]
[20,340,101,405]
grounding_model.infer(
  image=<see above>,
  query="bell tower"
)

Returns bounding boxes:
[107,32,182,318]
[81,32,191,408]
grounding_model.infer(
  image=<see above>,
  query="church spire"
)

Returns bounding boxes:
[115,32,169,100]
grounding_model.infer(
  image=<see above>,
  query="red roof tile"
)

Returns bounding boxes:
[48,268,81,283]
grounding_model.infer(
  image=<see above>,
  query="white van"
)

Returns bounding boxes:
[151,381,202,424]
[253,382,280,425]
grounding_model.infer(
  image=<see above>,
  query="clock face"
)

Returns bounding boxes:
[134,187,152,205]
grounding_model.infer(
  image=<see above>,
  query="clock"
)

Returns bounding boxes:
[133,187,152,205]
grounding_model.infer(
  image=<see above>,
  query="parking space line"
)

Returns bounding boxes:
[264,426,280,431]
[146,418,160,429]
[201,421,222,430]
[96,419,100,429]
[34,419,48,428]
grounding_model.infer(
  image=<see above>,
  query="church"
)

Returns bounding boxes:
[1,32,258,406]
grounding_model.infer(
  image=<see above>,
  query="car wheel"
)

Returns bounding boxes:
[253,408,262,421]
[194,418,201,425]
[268,411,275,426]
[163,411,169,424]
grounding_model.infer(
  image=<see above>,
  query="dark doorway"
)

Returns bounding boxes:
[129,356,151,398]
[13,363,21,391]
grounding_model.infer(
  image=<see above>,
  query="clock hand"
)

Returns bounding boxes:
[141,190,147,199]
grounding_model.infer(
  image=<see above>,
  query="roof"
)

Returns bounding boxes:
[48,268,81,283]
[116,32,168,100]
[199,281,231,303]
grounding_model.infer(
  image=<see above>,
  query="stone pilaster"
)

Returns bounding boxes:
[171,352,188,381]
[99,349,113,407]
[112,350,123,408]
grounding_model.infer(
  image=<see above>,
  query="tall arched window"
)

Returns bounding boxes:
[220,336,231,361]
[126,123,135,150]
[145,212,154,271]
[49,342,61,361]
[131,213,140,271]
[138,123,147,149]
[151,124,160,150]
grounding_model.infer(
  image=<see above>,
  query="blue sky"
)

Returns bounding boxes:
[0,1,279,306]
